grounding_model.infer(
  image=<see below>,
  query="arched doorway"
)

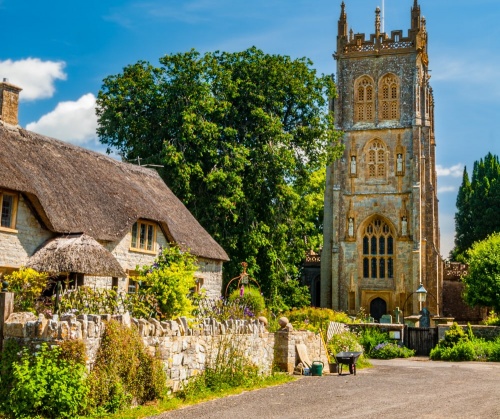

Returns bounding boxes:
[370,297,387,322]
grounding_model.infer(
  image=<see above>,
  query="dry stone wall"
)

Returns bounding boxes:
[5,312,329,392]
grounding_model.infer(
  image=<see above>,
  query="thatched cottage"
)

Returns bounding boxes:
[0,79,228,297]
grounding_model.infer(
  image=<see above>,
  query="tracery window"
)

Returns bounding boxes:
[362,218,394,279]
[366,139,386,179]
[379,74,399,120]
[354,76,374,123]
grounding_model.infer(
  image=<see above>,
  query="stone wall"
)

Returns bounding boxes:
[3,312,328,391]
[437,324,500,342]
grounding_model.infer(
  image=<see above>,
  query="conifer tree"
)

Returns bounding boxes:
[452,153,500,260]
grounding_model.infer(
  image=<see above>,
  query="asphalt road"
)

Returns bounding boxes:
[150,358,500,419]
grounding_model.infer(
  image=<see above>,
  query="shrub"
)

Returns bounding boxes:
[286,307,352,333]
[327,330,363,356]
[229,286,265,316]
[5,267,49,313]
[87,320,166,413]
[431,341,476,362]
[358,327,390,355]
[483,311,500,326]
[370,342,415,359]
[136,245,197,320]
[6,343,88,419]
[0,339,22,410]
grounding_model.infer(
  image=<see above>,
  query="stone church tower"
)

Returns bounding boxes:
[321,1,443,320]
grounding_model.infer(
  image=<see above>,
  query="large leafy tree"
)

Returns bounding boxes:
[96,47,342,298]
[461,232,500,312]
[452,153,500,260]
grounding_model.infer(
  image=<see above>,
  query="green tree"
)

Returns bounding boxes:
[461,232,500,312]
[452,153,500,260]
[96,47,342,297]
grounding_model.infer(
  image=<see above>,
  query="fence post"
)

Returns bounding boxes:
[0,283,14,351]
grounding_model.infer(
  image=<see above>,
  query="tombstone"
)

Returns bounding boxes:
[380,314,393,324]
[420,307,430,328]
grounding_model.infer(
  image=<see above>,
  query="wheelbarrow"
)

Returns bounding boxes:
[335,351,362,375]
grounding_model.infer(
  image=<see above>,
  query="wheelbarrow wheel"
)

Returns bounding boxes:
[349,364,354,374]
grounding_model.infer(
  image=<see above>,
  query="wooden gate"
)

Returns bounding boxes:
[405,327,438,356]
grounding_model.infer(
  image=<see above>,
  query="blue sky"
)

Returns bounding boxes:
[1,0,499,257]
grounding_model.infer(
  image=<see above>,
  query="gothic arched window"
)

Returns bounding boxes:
[362,217,394,279]
[366,139,386,179]
[379,74,400,120]
[354,76,375,123]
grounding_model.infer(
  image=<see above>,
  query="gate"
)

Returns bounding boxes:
[405,327,438,356]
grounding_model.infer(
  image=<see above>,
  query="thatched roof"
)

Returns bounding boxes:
[0,124,228,261]
[26,234,126,277]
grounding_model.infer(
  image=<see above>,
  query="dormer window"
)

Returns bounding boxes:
[130,220,156,252]
[0,191,18,231]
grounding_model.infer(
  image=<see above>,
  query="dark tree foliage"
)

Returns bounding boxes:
[452,153,500,260]
[96,47,343,300]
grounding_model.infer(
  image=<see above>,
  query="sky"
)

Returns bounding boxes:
[1,0,499,258]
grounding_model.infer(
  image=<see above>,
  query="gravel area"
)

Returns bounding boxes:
[150,358,500,419]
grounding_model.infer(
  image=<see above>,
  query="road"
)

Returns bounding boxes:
[150,358,500,419]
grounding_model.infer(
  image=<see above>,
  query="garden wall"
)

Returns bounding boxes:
[437,324,500,341]
[2,311,327,392]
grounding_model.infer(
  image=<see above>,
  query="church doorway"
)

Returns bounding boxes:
[370,297,387,322]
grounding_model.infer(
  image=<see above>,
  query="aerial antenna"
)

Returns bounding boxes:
[381,0,385,33]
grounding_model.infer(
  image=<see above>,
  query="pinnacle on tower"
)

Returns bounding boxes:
[338,1,348,38]
[411,0,421,30]
[375,7,381,36]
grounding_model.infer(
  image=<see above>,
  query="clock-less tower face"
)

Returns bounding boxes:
[320,1,442,321]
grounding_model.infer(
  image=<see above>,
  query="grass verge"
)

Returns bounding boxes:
[87,373,295,419]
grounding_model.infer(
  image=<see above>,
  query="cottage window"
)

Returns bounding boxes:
[362,217,394,280]
[130,220,156,252]
[0,192,18,230]
[354,76,375,123]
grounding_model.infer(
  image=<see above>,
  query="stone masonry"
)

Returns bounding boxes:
[321,1,443,320]
[3,312,329,392]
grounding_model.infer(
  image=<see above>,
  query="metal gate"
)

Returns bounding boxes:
[405,327,438,356]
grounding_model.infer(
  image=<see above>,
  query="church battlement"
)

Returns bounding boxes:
[336,1,427,61]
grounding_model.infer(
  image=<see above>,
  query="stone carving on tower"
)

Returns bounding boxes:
[321,1,443,320]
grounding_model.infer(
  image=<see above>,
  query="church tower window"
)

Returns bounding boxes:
[362,217,394,279]
[354,76,375,123]
[366,139,386,179]
[379,74,400,120]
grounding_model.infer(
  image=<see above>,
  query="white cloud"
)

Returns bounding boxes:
[26,94,98,147]
[436,164,463,178]
[437,185,456,194]
[0,58,66,101]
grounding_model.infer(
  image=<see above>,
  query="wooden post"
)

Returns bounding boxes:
[0,291,14,351]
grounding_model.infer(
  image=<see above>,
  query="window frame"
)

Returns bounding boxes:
[130,220,157,253]
[366,139,387,180]
[0,191,19,232]
[379,73,400,121]
[354,76,375,123]
[361,217,395,280]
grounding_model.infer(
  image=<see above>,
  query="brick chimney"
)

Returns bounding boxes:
[0,78,22,126]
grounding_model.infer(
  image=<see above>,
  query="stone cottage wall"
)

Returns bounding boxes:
[0,195,53,274]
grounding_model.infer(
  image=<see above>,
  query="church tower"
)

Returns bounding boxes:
[321,1,442,320]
